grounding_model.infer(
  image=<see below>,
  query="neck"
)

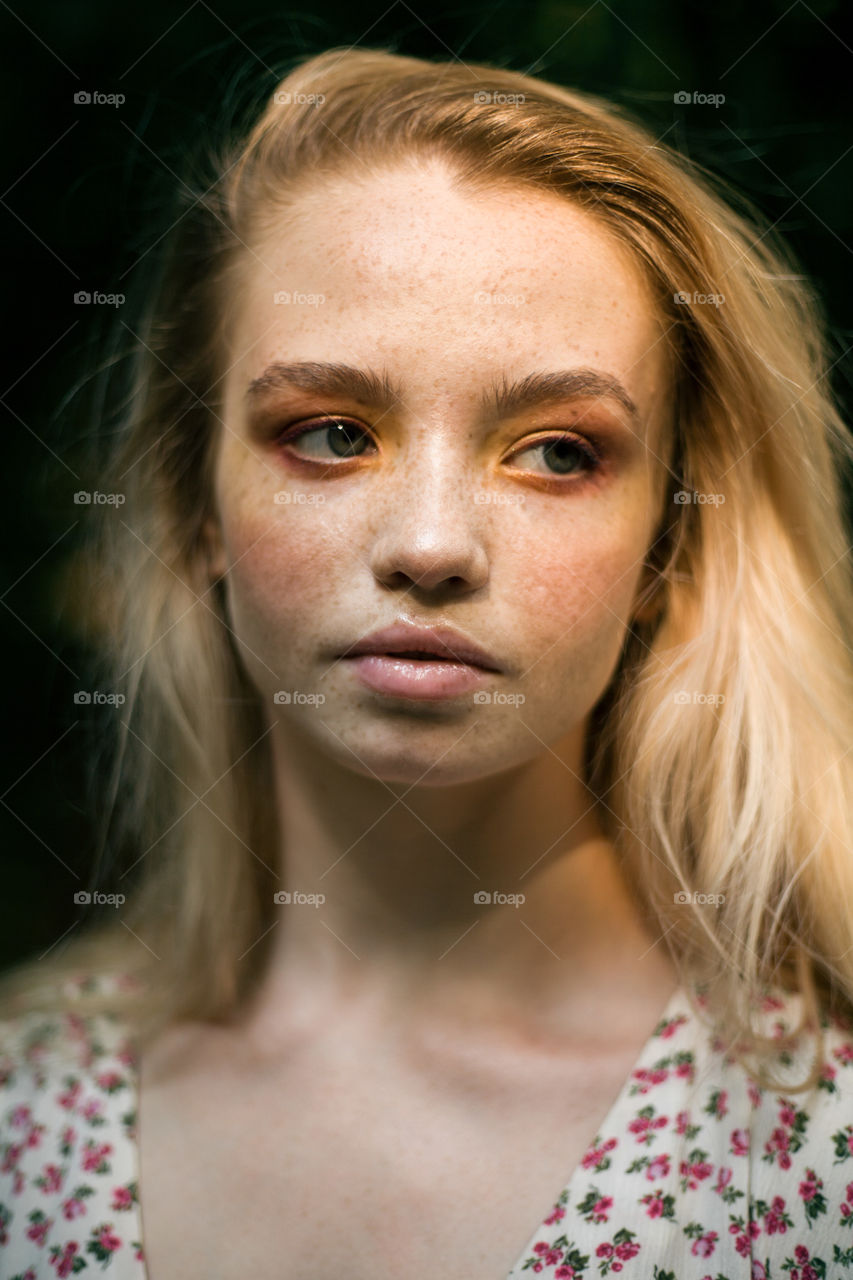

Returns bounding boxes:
[236,717,676,1046]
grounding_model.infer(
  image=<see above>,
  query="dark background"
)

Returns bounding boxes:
[2,0,851,970]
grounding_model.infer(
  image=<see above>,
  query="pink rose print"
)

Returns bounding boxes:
[37,1163,64,1193]
[581,1135,618,1172]
[730,1128,749,1156]
[532,1241,563,1267]
[95,1070,125,1092]
[25,1123,45,1150]
[61,1195,88,1221]
[679,1155,714,1190]
[691,1231,718,1257]
[646,1153,670,1180]
[112,1184,135,1210]
[49,1240,82,1278]
[80,1139,112,1173]
[56,1080,82,1111]
[26,1213,54,1246]
[763,1194,792,1235]
[80,1097,105,1122]
[628,1108,668,1145]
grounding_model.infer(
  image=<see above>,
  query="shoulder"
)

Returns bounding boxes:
[0,972,145,1276]
[722,984,853,1270]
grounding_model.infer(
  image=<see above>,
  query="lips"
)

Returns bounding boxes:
[339,622,502,671]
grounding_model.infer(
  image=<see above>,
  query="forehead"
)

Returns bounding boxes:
[226,161,672,429]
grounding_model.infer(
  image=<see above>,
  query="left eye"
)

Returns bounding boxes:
[278,417,374,459]
[508,435,601,477]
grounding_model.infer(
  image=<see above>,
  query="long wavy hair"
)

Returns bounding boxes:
[2,46,851,1093]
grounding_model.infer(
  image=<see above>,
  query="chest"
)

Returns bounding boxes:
[136,1027,636,1280]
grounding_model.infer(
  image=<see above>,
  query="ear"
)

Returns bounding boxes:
[202,516,227,583]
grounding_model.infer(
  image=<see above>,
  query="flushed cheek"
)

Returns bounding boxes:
[506,528,645,675]
[219,502,349,674]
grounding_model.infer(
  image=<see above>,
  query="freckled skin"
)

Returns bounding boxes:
[199,159,680,1026]
[210,163,670,787]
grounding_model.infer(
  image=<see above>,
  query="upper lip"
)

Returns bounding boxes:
[340,622,502,671]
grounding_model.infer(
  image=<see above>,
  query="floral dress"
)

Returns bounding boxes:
[0,974,852,1279]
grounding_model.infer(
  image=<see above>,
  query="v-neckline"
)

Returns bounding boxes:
[501,979,688,1278]
[129,980,689,1280]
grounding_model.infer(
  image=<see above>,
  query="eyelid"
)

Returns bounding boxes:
[273,418,607,491]
[274,413,601,444]
[505,429,602,463]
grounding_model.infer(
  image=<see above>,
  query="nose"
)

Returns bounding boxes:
[367,437,490,595]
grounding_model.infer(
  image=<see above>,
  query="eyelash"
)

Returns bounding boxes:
[274,416,603,478]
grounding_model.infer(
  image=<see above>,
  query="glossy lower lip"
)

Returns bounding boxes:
[342,654,493,699]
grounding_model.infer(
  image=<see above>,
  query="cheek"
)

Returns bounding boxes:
[218,499,343,651]
[508,512,646,652]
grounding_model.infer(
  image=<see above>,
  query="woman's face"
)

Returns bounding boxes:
[209,160,673,786]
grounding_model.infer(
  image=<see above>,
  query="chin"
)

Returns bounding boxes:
[317,719,536,788]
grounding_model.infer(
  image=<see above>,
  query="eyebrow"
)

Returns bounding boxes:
[244,361,640,427]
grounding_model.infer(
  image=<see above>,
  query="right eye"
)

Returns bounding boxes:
[276,416,377,462]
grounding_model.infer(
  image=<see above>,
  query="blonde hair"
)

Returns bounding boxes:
[2,47,851,1092]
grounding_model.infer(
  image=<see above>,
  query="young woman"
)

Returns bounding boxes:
[1,46,852,1280]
